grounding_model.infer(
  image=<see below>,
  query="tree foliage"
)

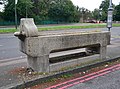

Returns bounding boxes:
[99,0,109,21]
[78,7,92,22]
[2,0,80,23]
[92,9,100,21]
[1,0,119,24]
[114,4,120,21]
[3,0,33,21]
[99,0,115,21]
[48,0,79,22]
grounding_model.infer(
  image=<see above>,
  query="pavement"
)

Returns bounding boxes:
[0,27,120,89]
[68,67,120,89]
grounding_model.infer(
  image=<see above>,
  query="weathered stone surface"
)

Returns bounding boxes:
[14,18,38,37]
[15,18,110,72]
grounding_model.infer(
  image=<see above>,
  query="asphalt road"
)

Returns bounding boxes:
[0,34,25,60]
[0,27,120,60]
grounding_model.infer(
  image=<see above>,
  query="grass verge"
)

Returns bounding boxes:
[0,23,120,33]
[38,24,106,31]
[0,28,17,33]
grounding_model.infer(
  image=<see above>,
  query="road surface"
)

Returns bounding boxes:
[0,34,25,60]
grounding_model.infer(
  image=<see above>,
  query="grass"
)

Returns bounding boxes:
[0,28,17,33]
[38,24,106,31]
[0,23,120,33]
[113,23,120,27]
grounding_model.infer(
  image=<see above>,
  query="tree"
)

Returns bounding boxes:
[79,7,92,22]
[3,0,33,21]
[99,0,115,21]
[92,9,100,21]
[0,12,3,21]
[17,0,33,19]
[48,0,80,22]
[0,0,4,20]
[99,0,109,21]
[2,0,80,23]
[32,0,51,21]
[114,4,120,21]
[3,0,15,21]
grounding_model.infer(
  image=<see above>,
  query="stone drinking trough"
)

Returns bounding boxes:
[14,18,110,72]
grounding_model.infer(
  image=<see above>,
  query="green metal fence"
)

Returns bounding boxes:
[0,21,15,26]
[35,20,68,25]
[0,20,70,26]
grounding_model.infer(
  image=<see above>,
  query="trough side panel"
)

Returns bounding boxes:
[44,33,105,52]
